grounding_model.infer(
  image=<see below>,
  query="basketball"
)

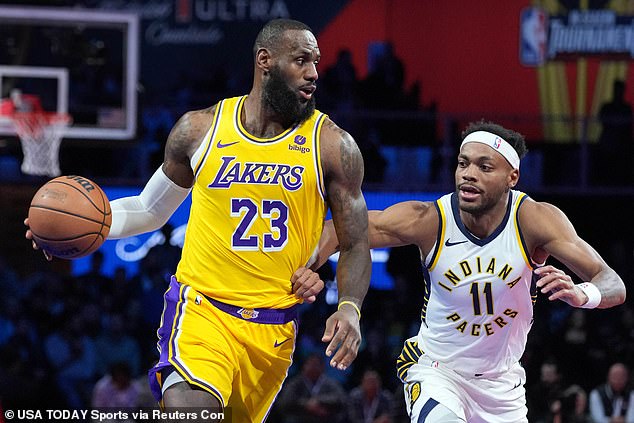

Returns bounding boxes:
[28,175,112,259]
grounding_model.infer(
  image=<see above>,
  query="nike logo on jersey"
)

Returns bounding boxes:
[216,140,239,148]
[445,239,468,247]
[274,338,291,348]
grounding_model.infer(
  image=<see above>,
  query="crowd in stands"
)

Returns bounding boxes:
[108,45,631,190]
[0,238,633,422]
[1,42,633,423]
[2,42,631,191]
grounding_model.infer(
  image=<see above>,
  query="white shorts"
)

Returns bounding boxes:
[399,342,528,422]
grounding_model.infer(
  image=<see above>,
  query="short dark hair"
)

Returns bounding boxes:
[253,19,313,57]
[461,119,528,159]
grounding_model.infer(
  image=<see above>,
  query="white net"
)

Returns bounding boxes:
[12,112,70,177]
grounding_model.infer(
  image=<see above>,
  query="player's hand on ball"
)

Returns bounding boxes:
[28,175,111,260]
[24,217,52,261]
[292,266,324,303]
[322,301,361,371]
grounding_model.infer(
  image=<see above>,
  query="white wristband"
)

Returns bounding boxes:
[577,282,601,309]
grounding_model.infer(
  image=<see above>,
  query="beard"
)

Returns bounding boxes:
[263,65,315,126]
[457,196,491,216]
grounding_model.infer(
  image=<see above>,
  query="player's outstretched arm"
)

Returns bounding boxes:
[309,201,436,270]
[319,119,371,370]
[522,200,626,309]
[108,107,216,239]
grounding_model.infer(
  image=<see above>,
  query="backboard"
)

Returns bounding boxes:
[0,5,139,140]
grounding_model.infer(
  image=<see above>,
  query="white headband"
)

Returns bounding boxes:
[460,131,520,170]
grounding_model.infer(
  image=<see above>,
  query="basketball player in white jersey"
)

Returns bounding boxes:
[313,120,626,422]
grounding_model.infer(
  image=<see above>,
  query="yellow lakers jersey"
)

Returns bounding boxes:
[176,96,328,308]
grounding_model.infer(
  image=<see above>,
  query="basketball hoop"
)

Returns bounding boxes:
[10,111,71,177]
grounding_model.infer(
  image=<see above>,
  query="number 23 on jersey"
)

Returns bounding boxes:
[231,197,289,251]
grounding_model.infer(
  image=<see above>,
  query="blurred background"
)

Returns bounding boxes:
[0,1,632,422]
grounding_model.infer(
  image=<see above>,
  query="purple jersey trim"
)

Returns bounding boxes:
[204,295,298,324]
[147,277,224,405]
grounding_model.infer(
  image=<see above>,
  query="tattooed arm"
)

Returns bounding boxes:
[319,118,371,370]
[162,106,217,187]
[106,106,217,239]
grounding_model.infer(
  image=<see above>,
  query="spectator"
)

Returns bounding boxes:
[589,362,634,423]
[386,245,424,326]
[599,80,632,147]
[148,223,182,280]
[0,297,19,347]
[596,80,633,185]
[0,254,21,300]
[321,49,359,113]
[364,42,405,111]
[133,246,173,333]
[0,314,50,408]
[350,325,396,393]
[558,309,594,388]
[527,361,565,423]
[74,250,112,301]
[348,369,395,423]
[94,312,141,377]
[276,354,347,423]
[552,384,589,423]
[43,313,97,409]
[91,362,140,408]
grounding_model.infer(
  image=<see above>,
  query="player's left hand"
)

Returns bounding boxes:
[291,266,324,303]
[321,302,361,371]
[535,265,587,307]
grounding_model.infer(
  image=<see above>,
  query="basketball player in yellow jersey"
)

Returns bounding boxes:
[28,19,371,421]
[175,94,330,309]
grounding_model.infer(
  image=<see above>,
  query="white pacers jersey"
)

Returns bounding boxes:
[417,190,537,376]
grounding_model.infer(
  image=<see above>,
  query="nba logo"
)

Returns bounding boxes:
[493,138,502,149]
[519,7,548,66]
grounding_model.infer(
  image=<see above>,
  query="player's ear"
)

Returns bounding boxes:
[256,48,272,75]
[508,168,519,189]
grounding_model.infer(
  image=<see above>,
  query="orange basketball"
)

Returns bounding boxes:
[28,175,112,259]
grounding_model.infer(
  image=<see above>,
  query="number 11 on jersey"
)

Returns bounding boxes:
[470,282,494,315]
